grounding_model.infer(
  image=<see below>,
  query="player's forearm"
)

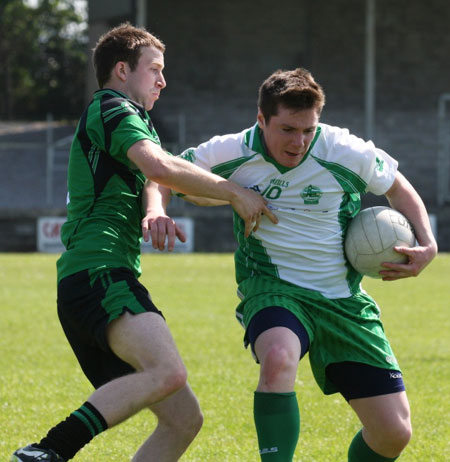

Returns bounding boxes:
[182,195,230,207]
[385,172,437,252]
[156,157,243,203]
[129,139,242,203]
[142,180,172,214]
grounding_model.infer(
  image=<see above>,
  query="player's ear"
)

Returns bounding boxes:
[114,61,128,82]
[257,109,265,129]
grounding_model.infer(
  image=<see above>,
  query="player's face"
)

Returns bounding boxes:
[125,46,166,111]
[258,106,319,168]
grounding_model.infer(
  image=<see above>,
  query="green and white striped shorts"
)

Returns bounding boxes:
[236,275,400,395]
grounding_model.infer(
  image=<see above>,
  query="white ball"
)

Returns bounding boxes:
[344,206,416,278]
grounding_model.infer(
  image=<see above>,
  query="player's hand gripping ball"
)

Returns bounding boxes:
[345,206,416,278]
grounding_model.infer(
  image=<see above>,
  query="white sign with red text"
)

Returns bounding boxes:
[37,216,66,253]
[37,216,194,253]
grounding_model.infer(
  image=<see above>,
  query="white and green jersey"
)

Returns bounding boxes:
[178,123,398,299]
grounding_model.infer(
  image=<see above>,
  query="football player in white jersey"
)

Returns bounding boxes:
[144,68,437,462]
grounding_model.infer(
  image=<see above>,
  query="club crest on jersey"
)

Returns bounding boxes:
[301,184,322,204]
[375,157,385,172]
[180,148,196,163]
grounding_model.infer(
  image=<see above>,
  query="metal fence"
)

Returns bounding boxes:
[437,94,450,205]
[45,114,73,205]
[0,113,192,210]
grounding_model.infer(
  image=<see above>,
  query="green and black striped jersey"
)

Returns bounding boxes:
[178,123,398,298]
[57,89,160,281]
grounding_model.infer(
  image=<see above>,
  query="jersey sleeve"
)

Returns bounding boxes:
[110,114,160,163]
[365,145,398,195]
[96,98,159,167]
[321,125,398,196]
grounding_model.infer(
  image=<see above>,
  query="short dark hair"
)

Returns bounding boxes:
[93,23,165,88]
[258,68,325,122]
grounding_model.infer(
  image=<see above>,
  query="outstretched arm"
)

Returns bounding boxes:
[182,195,230,207]
[129,139,277,239]
[381,171,438,280]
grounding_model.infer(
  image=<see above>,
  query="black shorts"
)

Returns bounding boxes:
[57,267,163,389]
[247,306,405,400]
[247,306,311,360]
[325,361,406,401]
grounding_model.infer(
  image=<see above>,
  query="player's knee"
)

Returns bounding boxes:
[390,419,412,453]
[260,344,297,388]
[389,407,412,452]
[373,417,412,455]
[161,363,188,396]
[141,362,187,401]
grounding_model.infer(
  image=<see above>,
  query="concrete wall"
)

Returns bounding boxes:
[152,0,450,249]
[143,0,450,204]
[45,0,450,251]
[2,1,449,251]
[146,0,310,142]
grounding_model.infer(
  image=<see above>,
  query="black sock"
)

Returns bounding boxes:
[37,402,108,461]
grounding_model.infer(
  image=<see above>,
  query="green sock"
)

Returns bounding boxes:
[253,391,300,461]
[348,429,399,461]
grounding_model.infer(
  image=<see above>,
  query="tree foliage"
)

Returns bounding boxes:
[0,0,88,120]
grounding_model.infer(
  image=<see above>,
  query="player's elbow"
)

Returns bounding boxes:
[146,160,173,184]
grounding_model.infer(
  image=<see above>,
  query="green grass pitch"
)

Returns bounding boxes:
[1,253,449,461]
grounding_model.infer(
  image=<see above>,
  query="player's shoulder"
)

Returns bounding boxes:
[94,89,143,119]
[197,128,250,157]
[316,122,352,145]
[313,123,370,159]
[203,128,247,146]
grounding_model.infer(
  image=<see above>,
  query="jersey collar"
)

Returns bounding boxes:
[244,122,322,174]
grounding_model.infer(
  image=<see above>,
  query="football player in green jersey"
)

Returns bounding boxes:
[11,23,277,462]
[147,68,437,461]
